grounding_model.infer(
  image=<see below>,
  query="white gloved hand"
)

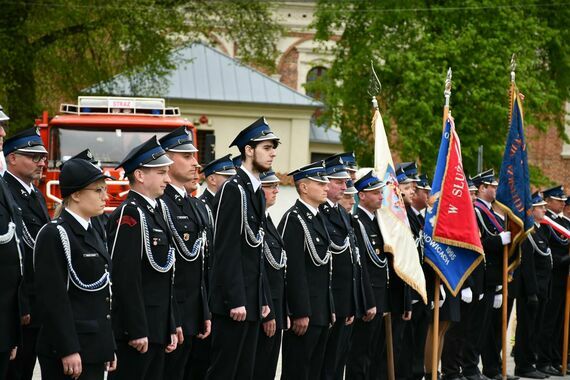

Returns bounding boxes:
[461,287,473,303]
[479,293,484,301]
[493,294,503,309]
[499,231,511,245]
[439,284,446,307]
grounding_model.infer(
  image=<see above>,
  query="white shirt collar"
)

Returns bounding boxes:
[241,166,261,192]
[206,187,216,197]
[5,171,33,194]
[411,206,422,216]
[131,190,157,209]
[170,184,187,198]
[299,199,319,216]
[326,198,337,208]
[358,204,376,221]
[65,208,90,230]
[477,197,493,209]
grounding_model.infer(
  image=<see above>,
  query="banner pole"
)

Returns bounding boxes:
[562,246,570,375]
[501,55,516,380]
[502,245,508,380]
[385,313,395,380]
[432,277,441,380]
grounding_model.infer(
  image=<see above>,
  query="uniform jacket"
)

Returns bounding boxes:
[198,189,216,277]
[353,207,389,313]
[263,214,287,330]
[279,200,334,327]
[160,185,210,336]
[199,188,215,211]
[319,202,370,318]
[34,210,115,363]
[543,209,569,288]
[406,205,433,303]
[0,175,23,352]
[4,171,50,323]
[513,224,552,300]
[208,168,269,321]
[474,199,504,290]
[107,191,176,344]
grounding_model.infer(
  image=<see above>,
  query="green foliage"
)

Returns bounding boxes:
[310,0,570,180]
[529,164,554,189]
[0,0,281,131]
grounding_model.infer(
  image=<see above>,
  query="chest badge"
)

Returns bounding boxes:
[183,233,190,241]
[152,237,158,246]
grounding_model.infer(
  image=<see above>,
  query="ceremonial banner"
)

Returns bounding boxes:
[424,117,484,295]
[495,91,534,271]
[373,108,427,303]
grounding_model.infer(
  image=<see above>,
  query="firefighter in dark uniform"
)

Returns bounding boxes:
[398,164,433,380]
[513,192,553,379]
[440,178,486,380]
[185,165,216,380]
[253,169,287,380]
[34,158,117,380]
[205,117,278,380]
[0,106,24,379]
[338,180,357,213]
[2,127,49,380]
[199,154,236,211]
[107,136,178,380]
[156,127,211,380]
[319,154,374,380]
[279,161,334,380]
[346,170,389,380]
[472,169,515,380]
[63,149,109,244]
[537,185,569,376]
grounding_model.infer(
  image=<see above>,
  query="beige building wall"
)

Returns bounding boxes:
[171,100,314,173]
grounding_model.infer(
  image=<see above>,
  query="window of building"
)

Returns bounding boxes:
[305,66,328,101]
[311,152,331,163]
[197,130,215,164]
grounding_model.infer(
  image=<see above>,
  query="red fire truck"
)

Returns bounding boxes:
[36,96,195,215]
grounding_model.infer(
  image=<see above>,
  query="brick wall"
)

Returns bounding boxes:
[526,125,570,191]
[279,47,299,90]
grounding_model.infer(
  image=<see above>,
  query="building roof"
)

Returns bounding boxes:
[310,122,341,144]
[89,42,323,108]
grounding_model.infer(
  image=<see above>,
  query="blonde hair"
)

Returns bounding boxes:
[53,197,70,218]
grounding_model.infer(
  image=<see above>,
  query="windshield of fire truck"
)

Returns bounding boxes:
[52,127,170,165]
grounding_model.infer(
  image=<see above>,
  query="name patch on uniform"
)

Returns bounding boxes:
[176,216,189,220]
[152,228,163,233]
[83,253,99,258]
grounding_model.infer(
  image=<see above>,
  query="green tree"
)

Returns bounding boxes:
[310,0,570,179]
[0,0,281,131]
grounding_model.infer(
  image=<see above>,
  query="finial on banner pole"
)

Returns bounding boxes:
[510,54,516,83]
[444,67,452,108]
[443,67,452,122]
[368,60,382,110]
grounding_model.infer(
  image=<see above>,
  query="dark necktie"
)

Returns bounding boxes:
[417,212,425,226]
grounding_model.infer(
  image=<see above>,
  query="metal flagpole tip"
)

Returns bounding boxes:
[445,67,452,95]
[368,60,382,110]
[510,53,516,82]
